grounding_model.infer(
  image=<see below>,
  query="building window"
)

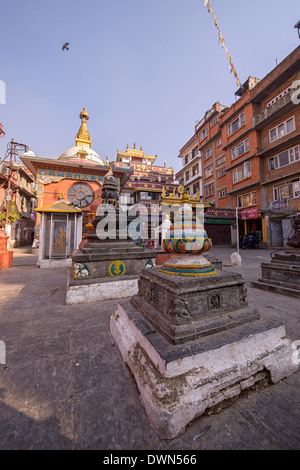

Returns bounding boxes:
[219,189,227,198]
[205,183,214,197]
[227,111,245,136]
[273,179,300,201]
[237,191,256,208]
[192,147,198,159]
[231,137,249,160]
[119,192,132,205]
[193,182,200,194]
[218,168,226,178]
[210,117,218,127]
[232,161,251,183]
[204,147,212,160]
[217,138,222,147]
[269,145,299,170]
[68,182,94,208]
[200,127,208,141]
[185,170,190,181]
[192,164,199,176]
[205,165,213,179]
[217,156,225,166]
[184,155,189,165]
[269,116,295,143]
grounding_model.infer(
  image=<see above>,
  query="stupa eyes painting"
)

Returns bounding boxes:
[68,182,94,208]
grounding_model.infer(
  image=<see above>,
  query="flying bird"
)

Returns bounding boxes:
[62,42,70,51]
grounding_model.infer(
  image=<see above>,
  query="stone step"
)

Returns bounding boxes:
[256,277,299,290]
[250,280,300,299]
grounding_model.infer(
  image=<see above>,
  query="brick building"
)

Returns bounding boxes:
[221,76,263,240]
[177,45,300,247]
[251,46,300,246]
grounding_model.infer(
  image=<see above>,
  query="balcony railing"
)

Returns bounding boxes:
[252,90,295,129]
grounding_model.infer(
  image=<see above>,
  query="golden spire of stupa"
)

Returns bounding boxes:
[75,107,91,148]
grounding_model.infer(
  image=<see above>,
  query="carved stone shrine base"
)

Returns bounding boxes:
[110,267,299,439]
[251,249,300,298]
[131,267,259,345]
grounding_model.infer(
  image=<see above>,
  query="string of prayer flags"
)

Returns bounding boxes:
[203,0,241,88]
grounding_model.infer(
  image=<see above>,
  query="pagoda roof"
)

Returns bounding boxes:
[35,200,82,213]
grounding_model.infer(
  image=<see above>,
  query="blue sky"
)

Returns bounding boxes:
[0,0,299,174]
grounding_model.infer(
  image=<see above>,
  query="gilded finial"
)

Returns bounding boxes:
[76,107,91,147]
[182,190,189,204]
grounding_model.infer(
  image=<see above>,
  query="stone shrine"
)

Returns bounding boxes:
[110,191,299,439]
[251,209,300,298]
[65,167,158,304]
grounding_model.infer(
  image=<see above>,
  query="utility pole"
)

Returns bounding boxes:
[4,139,14,233]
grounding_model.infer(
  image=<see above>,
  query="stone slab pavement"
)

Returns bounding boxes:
[0,245,299,450]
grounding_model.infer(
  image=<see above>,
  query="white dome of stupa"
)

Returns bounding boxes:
[59,145,105,165]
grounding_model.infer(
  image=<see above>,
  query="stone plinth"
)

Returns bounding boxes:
[131,267,258,345]
[251,250,300,298]
[110,264,299,439]
[110,298,298,439]
[0,229,13,270]
[66,247,157,305]
[110,192,298,438]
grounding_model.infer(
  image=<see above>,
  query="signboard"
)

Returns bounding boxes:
[206,208,236,218]
[267,199,289,210]
[37,169,108,185]
[241,208,258,220]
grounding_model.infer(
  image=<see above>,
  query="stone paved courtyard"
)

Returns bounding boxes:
[0,246,299,450]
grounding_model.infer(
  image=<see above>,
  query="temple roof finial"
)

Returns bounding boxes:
[76,107,91,148]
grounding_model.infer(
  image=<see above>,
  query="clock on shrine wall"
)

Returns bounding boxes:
[68,182,94,208]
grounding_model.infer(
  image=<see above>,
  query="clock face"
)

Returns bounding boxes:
[68,182,94,208]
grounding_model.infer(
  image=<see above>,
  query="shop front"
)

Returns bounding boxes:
[239,207,264,248]
[204,208,236,246]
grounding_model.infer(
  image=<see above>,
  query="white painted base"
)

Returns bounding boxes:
[110,302,299,439]
[65,278,138,305]
[38,258,72,269]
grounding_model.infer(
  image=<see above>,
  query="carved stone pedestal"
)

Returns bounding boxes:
[251,250,300,298]
[131,267,258,344]
[110,267,299,439]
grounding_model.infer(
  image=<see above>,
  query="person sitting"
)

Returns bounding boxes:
[239,235,247,249]
[251,231,259,248]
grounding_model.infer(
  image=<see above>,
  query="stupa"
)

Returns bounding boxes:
[65,167,158,304]
[110,189,299,439]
